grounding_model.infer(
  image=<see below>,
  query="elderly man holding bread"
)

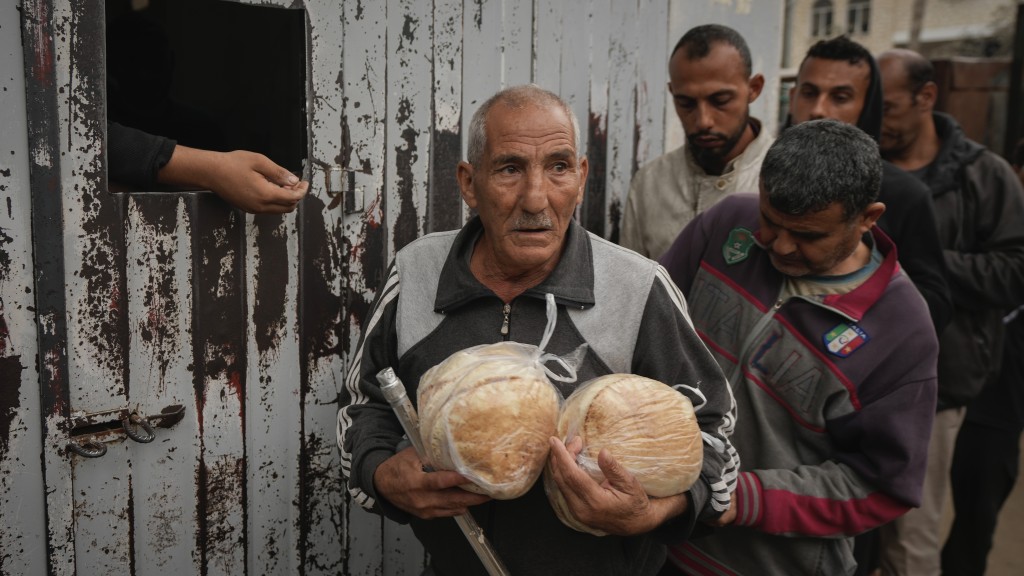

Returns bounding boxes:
[337,84,738,576]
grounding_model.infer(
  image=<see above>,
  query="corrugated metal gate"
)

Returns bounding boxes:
[0,0,782,574]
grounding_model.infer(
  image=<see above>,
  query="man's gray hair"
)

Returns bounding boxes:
[761,119,881,221]
[466,84,581,166]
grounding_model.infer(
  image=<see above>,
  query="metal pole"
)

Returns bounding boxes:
[376,368,511,576]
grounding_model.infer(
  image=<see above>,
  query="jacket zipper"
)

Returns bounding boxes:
[729,296,785,385]
[500,303,511,338]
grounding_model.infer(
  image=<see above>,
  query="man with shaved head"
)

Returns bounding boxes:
[876,48,1024,576]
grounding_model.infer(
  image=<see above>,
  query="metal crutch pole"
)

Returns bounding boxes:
[376,367,511,576]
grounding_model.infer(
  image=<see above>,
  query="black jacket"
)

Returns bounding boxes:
[920,112,1024,409]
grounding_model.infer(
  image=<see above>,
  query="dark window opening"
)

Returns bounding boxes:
[812,0,833,37]
[847,0,871,35]
[105,0,307,191]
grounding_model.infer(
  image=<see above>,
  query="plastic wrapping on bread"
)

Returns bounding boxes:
[544,373,703,535]
[417,341,562,500]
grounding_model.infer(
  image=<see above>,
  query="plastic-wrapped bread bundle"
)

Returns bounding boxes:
[418,341,561,500]
[544,373,703,535]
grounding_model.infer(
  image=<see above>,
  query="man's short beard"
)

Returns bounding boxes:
[687,111,750,174]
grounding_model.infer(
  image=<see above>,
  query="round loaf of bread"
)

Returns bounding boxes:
[544,373,703,535]
[418,341,560,500]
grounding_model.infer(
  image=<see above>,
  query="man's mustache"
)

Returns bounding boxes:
[512,214,553,229]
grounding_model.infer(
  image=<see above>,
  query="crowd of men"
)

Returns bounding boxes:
[336,25,1024,576]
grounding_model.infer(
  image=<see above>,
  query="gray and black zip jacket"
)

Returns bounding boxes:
[338,217,738,576]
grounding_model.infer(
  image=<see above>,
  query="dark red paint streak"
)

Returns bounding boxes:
[584,111,608,238]
[191,194,248,575]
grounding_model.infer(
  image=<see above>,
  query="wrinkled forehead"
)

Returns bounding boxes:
[483,102,578,154]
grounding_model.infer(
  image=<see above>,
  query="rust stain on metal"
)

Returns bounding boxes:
[354,194,386,298]
[197,455,246,575]
[301,195,345,364]
[608,197,623,245]
[27,0,55,88]
[300,432,345,573]
[428,128,461,233]
[135,200,183,397]
[72,0,127,384]
[253,217,289,354]
[193,201,246,427]
[0,220,13,281]
[392,123,421,252]
[585,111,608,237]
[0,354,24,458]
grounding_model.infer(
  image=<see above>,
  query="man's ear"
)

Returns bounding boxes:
[860,201,886,232]
[748,73,765,102]
[457,161,477,208]
[916,81,938,112]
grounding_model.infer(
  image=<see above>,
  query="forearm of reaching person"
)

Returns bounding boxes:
[158,145,308,214]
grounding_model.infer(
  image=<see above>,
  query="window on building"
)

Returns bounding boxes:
[812,0,833,37]
[847,0,871,35]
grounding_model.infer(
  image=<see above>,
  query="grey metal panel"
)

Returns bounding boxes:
[20,0,76,572]
[56,0,134,572]
[429,0,464,234]
[533,0,564,91]
[192,197,248,576]
[584,0,612,238]
[303,1,348,573]
[125,195,200,573]
[502,0,533,86]
[634,0,670,168]
[386,0,432,256]
[0,1,47,574]
[246,212,303,574]
[604,0,640,244]
[558,0,591,155]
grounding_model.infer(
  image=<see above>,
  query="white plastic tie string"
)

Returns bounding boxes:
[537,293,578,383]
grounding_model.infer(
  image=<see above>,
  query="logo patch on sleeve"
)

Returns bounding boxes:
[823,323,869,357]
[723,227,754,265]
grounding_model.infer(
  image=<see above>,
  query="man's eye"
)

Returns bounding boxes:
[552,162,569,173]
[498,165,519,175]
[675,98,696,110]
[712,96,733,107]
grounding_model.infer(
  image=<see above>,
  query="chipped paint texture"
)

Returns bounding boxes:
[127,196,199,573]
[0,2,47,574]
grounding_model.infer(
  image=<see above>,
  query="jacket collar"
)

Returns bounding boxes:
[752,224,900,322]
[817,226,899,321]
[433,217,596,312]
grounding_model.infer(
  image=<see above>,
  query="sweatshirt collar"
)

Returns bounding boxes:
[816,226,899,321]
[433,217,596,312]
[752,224,900,321]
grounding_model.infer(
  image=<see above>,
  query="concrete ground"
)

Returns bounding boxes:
[940,435,1024,576]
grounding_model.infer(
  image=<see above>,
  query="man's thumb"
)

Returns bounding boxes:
[597,448,635,492]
